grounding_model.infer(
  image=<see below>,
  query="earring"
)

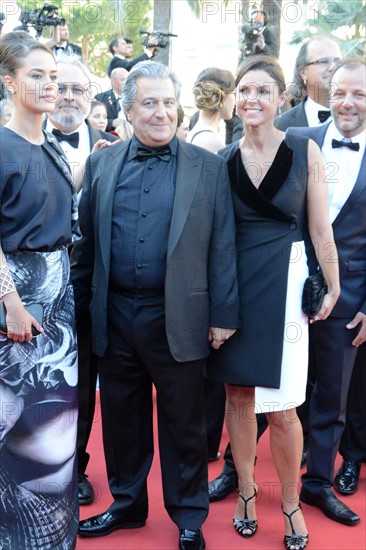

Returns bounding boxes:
[303,79,307,86]
[7,86,15,94]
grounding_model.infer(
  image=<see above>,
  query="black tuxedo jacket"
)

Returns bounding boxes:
[71,139,240,359]
[94,90,120,132]
[107,53,149,77]
[287,124,366,318]
[52,42,82,59]
[275,100,308,131]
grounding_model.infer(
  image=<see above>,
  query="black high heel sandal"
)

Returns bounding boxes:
[233,489,258,538]
[282,503,309,550]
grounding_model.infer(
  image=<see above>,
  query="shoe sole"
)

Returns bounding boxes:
[78,520,146,537]
[300,494,360,526]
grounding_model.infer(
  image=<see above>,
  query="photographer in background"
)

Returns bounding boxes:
[241,9,279,59]
[107,36,157,77]
[47,24,82,59]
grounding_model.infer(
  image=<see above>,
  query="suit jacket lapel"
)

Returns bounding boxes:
[96,141,130,270]
[168,141,202,257]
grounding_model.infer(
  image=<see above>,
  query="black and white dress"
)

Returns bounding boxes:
[0,128,79,550]
[208,133,310,412]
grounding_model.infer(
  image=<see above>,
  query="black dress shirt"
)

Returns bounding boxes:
[109,136,178,291]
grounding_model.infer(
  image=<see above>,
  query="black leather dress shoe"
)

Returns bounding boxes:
[334,459,361,495]
[78,473,95,505]
[179,528,205,550]
[300,487,360,526]
[208,474,238,502]
[78,511,146,537]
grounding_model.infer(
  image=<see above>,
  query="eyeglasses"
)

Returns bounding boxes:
[305,57,341,67]
[58,84,85,96]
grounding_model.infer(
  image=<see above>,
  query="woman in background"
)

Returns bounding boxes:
[87,99,108,132]
[0,31,78,550]
[186,67,235,153]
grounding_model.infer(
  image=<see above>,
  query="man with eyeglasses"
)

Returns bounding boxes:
[276,36,342,130]
[45,55,118,507]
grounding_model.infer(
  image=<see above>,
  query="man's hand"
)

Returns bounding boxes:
[91,138,121,153]
[208,327,236,349]
[347,311,366,347]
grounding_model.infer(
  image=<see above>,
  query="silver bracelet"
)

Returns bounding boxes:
[0,265,16,299]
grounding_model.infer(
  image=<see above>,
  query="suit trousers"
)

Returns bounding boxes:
[339,343,366,461]
[302,317,359,494]
[97,290,209,529]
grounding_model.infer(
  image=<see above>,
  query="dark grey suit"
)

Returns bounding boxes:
[275,101,308,131]
[71,138,240,526]
[287,124,366,494]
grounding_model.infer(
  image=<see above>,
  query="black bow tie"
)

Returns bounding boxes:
[331,138,360,151]
[54,45,65,50]
[318,110,331,123]
[136,146,172,162]
[52,128,79,148]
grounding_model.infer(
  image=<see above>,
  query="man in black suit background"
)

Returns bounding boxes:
[288,58,366,526]
[94,67,128,132]
[72,60,239,549]
[48,24,82,60]
[45,55,118,506]
[107,36,156,77]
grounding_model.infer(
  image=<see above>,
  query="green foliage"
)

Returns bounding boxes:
[289,0,365,57]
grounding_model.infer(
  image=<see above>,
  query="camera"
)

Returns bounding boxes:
[241,21,264,56]
[20,3,65,37]
[139,29,177,49]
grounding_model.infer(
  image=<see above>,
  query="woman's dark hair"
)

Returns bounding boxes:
[235,55,286,94]
[89,100,107,114]
[0,31,53,79]
[193,67,235,112]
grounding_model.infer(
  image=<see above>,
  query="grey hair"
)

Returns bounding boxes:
[121,61,181,109]
[56,54,91,84]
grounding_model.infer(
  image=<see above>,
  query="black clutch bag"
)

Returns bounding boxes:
[0,301,44,337]
[302,272,328,318]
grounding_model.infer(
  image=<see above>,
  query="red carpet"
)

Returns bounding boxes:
[77,392,365,550]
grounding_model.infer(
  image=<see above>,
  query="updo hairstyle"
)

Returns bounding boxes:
[193,67,235,112]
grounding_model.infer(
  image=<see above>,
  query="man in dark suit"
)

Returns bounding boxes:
[94,67,128,132]
[107,36,156,77]
[71,61,239,549]
[276,36,342,131]
[45,55,118,506]
[48,24,82,60]
[288,58,365,526]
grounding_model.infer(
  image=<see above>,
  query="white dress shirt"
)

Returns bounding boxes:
[322,122,365,223]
